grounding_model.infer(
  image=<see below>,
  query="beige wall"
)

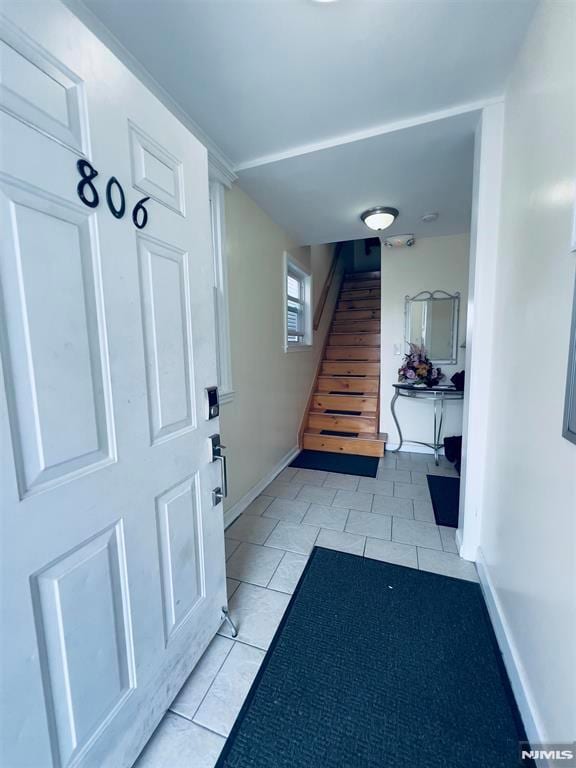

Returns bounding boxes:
[479,0,576,741]
[379,234,470,447]
[221,185,337,514]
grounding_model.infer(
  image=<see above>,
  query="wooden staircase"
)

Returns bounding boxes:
[302,270,387,457]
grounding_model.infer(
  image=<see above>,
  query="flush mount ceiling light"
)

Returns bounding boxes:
[361,207,399,231]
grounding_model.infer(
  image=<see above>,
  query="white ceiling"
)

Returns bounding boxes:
[75,0,536,244]
[238,111,477,244]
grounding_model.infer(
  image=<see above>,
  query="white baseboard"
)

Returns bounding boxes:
[223,445,300,529]
[385,442,445,456]
[476,549,549,765]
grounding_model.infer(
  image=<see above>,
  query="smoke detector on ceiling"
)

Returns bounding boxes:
[382,234,415,248]
[421,212,439,223]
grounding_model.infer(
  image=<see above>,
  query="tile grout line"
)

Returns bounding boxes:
[189,719,229,742]
[342,507,352,534]
[264,548,289,588]
[174,638,236,725]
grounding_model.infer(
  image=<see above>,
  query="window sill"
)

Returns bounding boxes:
[285,343,313,353]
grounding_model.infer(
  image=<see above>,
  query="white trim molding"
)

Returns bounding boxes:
[209,180,234,403]
[223,445,300,529]
[476,549,549,765]
[61,0,237,185]
[459,103,505,562]
[234,97,503,172]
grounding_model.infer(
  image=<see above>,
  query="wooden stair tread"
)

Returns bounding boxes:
[302,430,387,457]
[312,393,378,413]
[317,376,379,394]
[340,290,381,300]
[328,333,380,346]
[344,271,381,280]
[335,310,380,319]
[325,347,380,361]
[300,268,385,457]
[321,361,380,374]
[305,428,378,437]
[308,409,377,419]
[338,299,380,310]
[342,277,382,291]
[333,319,380,328]
[317,375,379,380]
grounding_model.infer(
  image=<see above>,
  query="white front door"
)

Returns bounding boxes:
[0,3,227,767]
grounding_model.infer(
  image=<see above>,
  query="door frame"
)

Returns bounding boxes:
[457,102,505,561]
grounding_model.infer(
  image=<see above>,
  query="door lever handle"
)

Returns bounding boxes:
[217,453,228,498]
[209,434,228,498]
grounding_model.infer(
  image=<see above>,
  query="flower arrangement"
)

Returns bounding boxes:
[398,343,444,387]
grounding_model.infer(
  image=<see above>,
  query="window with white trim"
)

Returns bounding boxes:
[284,255,312,349]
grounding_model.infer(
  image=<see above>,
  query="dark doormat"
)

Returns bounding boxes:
[290,450,378,477]
[216,548,533,768]
[427,474,460,528]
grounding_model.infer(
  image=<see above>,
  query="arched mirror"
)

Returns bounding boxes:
[405,290,460,364]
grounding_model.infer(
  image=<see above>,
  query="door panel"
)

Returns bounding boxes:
[128,121,185,216]
[137,234,196,444]
[0,3,227,768]
[0,178,115,497]
[156,475,204,644]
[0,26,87,153]
[30,522,136,768]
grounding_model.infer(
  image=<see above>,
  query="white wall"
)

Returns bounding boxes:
[311,242,336,309]
[379,234,470,449]
[220,185,337,517]
[477,0,576,744]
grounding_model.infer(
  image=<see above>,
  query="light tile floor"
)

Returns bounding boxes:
[134,452,476,767]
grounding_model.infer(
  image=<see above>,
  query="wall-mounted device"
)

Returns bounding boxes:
[205,386,220,420]
[382,233,415,248]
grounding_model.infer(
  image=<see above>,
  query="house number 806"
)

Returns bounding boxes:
[76,159,150,229]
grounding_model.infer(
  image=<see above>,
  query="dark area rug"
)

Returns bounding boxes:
[290,449,378,477]
[427,474,460,528]
[216,548,532,768]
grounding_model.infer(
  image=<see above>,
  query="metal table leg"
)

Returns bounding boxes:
[389,389,403,453]
[432,396,445,465]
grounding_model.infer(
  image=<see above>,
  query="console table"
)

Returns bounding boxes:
[389,383,464,465]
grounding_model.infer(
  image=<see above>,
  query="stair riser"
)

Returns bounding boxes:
[307,413,377,433]
[321,361,380,376]
[328,333,380,347]
[338,299,380,311]
[340,289,381,300]
[303,433,385,457]
[332,320,380,333]
[335,309,380,321]
[325,347,380,361]
[317,376,379,394]
[339,288,380,301]
[313,394,378,412]
[342,280,380,291]
[344,271,381,281]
